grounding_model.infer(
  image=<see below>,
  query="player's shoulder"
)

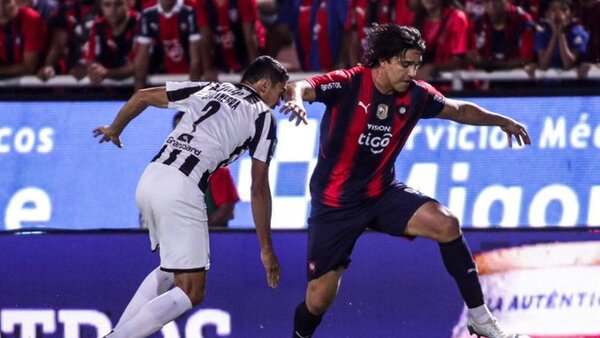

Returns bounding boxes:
[411,80,446,101]
[308,65,364,89]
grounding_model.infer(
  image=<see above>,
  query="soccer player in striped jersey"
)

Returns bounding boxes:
[282,24,531,338]
[93,55,288,338]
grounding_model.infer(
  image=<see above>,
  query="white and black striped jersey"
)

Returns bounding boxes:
[151,81,277,192]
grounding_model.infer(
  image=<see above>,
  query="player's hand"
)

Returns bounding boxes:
[37,66,56,81]
[93,125,123,148]
[88,63,107,85]
[500,119,531,148]
[260,248,280,289]
[280,100,308,126]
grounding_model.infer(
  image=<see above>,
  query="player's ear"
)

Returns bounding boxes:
[258,78,272,95]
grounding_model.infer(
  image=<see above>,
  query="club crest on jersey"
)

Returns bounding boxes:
[376,104,388,120]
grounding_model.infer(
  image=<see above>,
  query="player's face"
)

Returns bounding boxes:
[0,0,18,25]
[262,81,287,109]
[381,49,422,93]
[101,0,128,24]
[421,0,442,12]
[483,0,507,16]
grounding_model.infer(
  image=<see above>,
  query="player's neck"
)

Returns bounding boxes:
[371,68,394,95]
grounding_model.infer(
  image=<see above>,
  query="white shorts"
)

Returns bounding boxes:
[136,163,210,272]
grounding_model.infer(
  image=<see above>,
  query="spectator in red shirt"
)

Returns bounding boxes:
[266,0,350,72]
[413,0,470,80]
[469,0,536,70]
[196,0,263,81]
[172,111,240,228]
[37,0,99,81]
[85,0,139,84]
[133,0,201,91]
[204,167,240,227]
[0,0,46,79]
[15,0,57,20]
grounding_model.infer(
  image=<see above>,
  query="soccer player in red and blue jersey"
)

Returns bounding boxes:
[282,24,532,338]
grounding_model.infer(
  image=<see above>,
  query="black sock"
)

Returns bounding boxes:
[439,235,484,308]
[293,301,323,338]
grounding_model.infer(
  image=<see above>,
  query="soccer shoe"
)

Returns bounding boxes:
[467,317,531,338]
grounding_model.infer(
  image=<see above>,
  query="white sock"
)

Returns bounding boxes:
[468,304,494,324]
[114,267,174,330]
[110,287,192,338]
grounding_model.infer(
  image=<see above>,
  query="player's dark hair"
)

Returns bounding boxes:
[361,24,426,68]
[241,55,289,85]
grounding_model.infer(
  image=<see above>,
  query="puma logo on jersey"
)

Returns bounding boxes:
[358,101,371,114]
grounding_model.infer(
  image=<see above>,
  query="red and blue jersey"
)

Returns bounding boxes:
[276,0,349,71]
[137,0,200,74]
[47,0,98,71]
[306,66,446,207]
[420,7,469,64]
[0,7,46,66]
[345,0,415,63]
[86,10,140,67]
[196,0,263,72]
[474,5,535,62]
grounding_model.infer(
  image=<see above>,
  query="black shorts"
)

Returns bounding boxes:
[306,181,436,281]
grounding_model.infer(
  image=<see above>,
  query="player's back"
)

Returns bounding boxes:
[153,81,276,190]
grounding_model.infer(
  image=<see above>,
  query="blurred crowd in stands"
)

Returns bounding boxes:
[0,0,597,91]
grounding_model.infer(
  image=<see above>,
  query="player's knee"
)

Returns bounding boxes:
[435,214,461,242]
[442,215,461,242]
[306,284,335,315]
[174,278,206,306]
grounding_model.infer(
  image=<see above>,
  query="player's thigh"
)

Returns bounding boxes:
[138,163,210,271]
[405,201,461,241]
[174,270,207,304]
[370,183,436,236]
[306,201,370,281]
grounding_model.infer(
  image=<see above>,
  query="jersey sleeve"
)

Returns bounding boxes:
[85,21,99,62]
[166,81,212,110]
[239,0,259,23]
[415,80,446,119]
[306,68,355,106]
[136,11,153,44]
[209,167,240,206]
[249,110,277,164]
[186,7,201,42]
[447,10,469,56]
[196,0,209,27]
[22,9,47,53]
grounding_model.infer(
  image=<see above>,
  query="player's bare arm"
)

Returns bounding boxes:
[250,158,280,289]
[437,98,531,148]
[93,87,169,148]
[280,80,315,126]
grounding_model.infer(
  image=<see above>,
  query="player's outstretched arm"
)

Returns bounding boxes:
[280,80,315,126]
[92,87,169,148]
[250,158,280,288]
[437,98,531,148]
